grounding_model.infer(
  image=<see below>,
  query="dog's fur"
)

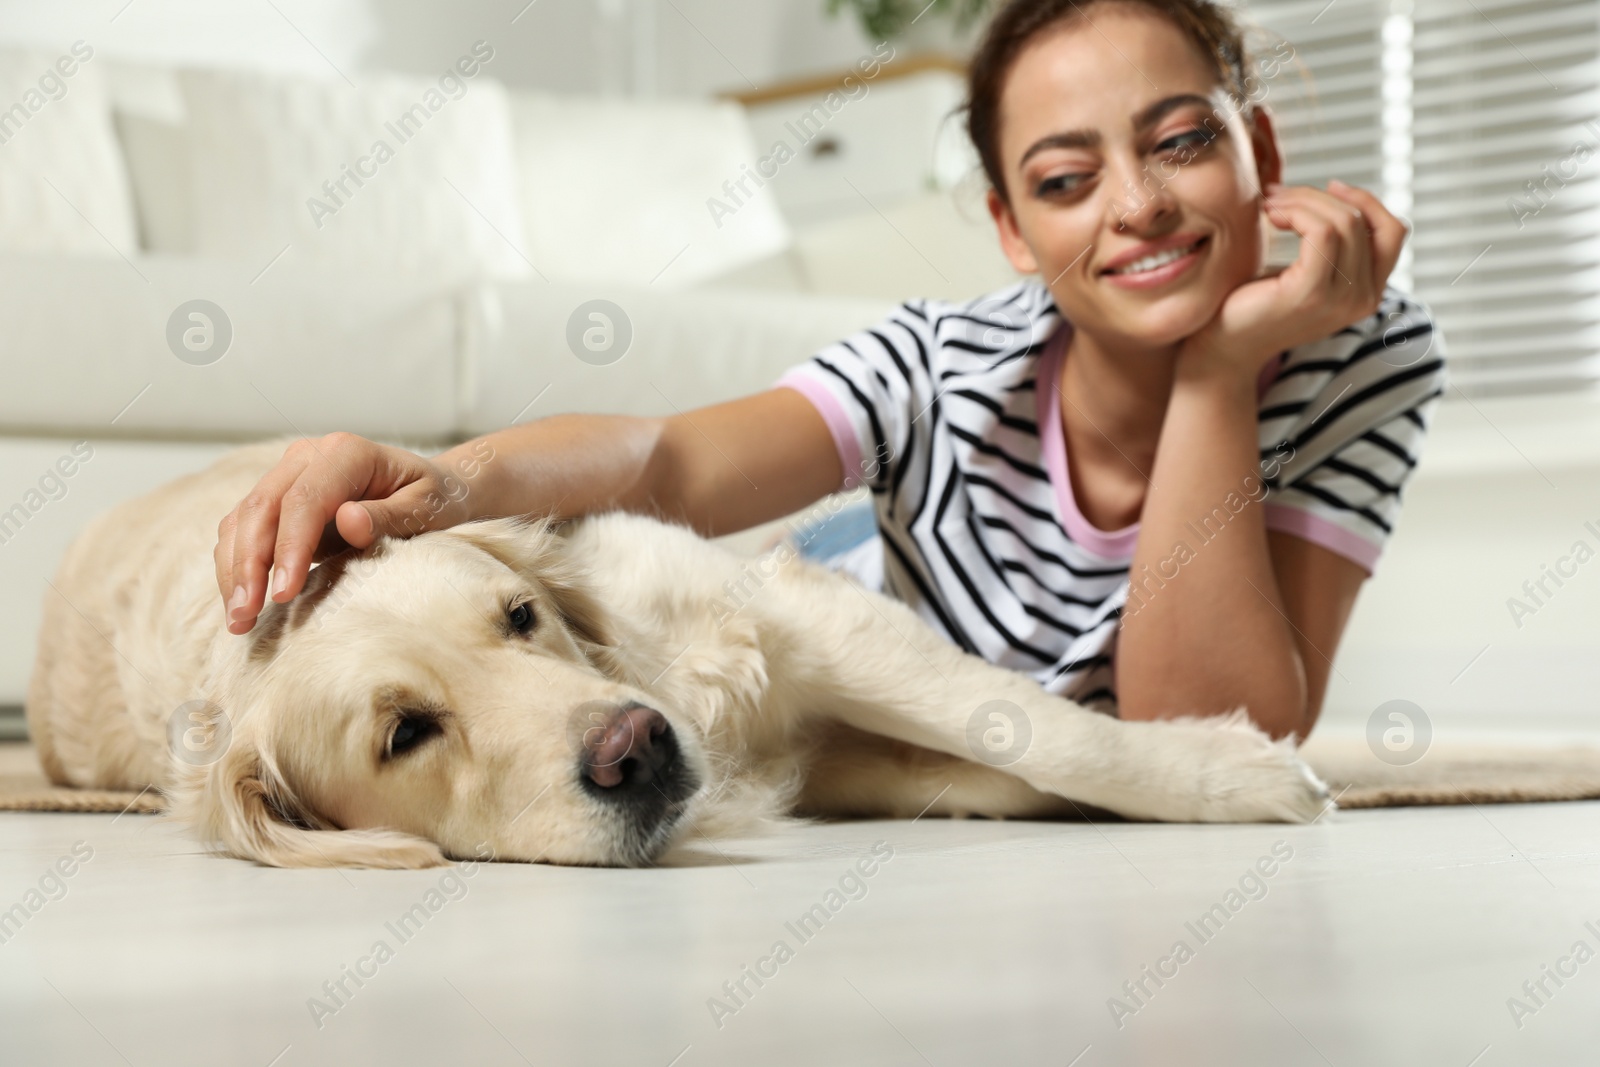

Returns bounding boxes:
[27,444,1330,868]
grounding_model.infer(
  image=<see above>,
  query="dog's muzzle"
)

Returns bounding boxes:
[577,701,697,851]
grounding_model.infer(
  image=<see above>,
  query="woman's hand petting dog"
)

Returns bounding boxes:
[215,434,473,635]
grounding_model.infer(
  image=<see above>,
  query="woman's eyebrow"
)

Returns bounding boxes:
[1017,92,1217,168]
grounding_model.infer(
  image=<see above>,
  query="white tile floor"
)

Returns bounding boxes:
[3,792,1599,1066]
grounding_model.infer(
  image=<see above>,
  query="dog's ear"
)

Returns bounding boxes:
[534,553,615,653]
[171,733,446,870]
[444,517,615,652]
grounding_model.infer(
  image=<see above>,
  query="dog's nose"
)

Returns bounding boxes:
[580,702,677,791]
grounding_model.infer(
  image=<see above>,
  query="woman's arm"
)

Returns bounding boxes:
[1115,179,1407,739]
[1268,530,1368,730]
[1112,368,1369,739]
[436,389,843,537]
[214,388,841,634]
[1114,367,1312,738]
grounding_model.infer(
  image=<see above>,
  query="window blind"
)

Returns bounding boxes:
[1242,0,1600,396]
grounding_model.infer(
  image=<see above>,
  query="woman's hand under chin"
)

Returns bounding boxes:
[1177,179,1410,383]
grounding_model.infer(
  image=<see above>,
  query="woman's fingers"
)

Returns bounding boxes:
[1265,184,1376,316]
[269,437,382,605]
[1289,182,1383,302]
[1262,190,1340,304]
[214,435,450,634]
[213,511,244,626]
[334,499,377,549]
[220,449,312,634]
[1326,178,1408,290]
[1314,181,1378,302]
[1275,184,1370,287]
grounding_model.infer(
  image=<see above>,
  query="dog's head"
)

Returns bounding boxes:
[170,517,705,869]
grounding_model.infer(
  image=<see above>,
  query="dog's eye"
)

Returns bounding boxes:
[386,713,442,760]
[508,601,535,634]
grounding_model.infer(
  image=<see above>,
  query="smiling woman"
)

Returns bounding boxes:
[775,0,1447,739]
[212,0,1446,750]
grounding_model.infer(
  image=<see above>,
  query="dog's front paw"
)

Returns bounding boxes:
[1156,710,1333,824]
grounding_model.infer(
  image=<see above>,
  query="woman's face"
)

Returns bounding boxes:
[989,5,1282,350]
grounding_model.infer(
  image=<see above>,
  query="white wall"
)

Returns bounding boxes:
[363,0,890,98]
[1320,392,1600,741]
[0,0,897,96]
[0,0,376,77]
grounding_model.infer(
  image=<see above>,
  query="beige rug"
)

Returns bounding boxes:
[0,742,166,814]
[1296,736,1600,809]
[3,739,1599,815]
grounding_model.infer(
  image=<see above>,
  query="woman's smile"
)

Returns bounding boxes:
[1100,233,1211,289]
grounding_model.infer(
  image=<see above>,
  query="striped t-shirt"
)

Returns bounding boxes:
[776,280,1447,712]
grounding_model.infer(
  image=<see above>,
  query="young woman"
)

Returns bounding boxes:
[213,0,1445,742]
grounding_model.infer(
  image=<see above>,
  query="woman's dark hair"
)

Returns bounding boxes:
[966,0,1254,202]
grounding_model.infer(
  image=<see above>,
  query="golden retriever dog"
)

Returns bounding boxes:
[27,443,1330,868]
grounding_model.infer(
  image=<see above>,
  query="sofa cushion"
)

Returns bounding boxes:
[457,278,893,435]
[0,253,461,442]
[510,93,790,289]
[104,62,193,253]
[0,47,138,258]
[114,111,194,254]
[179,65,529,284]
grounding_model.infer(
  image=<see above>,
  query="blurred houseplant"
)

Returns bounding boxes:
[826,0,992,43]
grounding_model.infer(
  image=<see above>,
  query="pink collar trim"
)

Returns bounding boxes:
[1035,323,1286,561]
